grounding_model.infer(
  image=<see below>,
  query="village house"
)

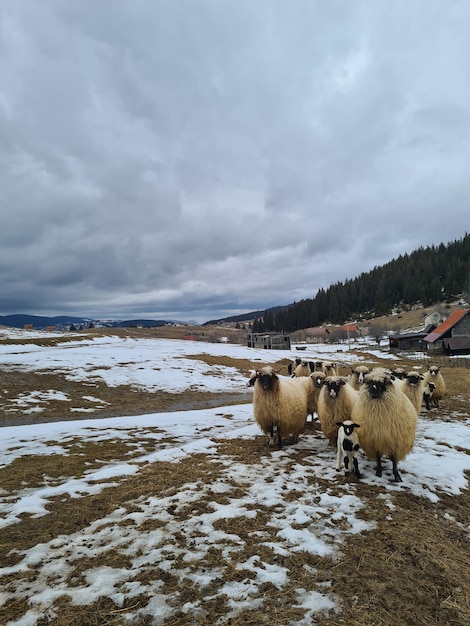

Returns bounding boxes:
[423,308,470,355]
[305,326,330,344]
[247,332,291,350]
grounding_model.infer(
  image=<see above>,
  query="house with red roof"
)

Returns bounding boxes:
[423,309,470,355]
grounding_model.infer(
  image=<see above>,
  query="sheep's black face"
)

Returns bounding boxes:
[342,423,359,437]
[258,373,274,390]
[406,373,422,386]
[324,379,344,398]
[315,361,323,370]
[313,375,325,388]
[366,379,388,399]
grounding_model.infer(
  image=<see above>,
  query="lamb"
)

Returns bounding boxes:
[351,367,418,482]
[399,371,425,414]
[251,366,308,449]
[422,381,436,411]
[336,420,362,478]
[422,365,446,407]
[317,376,359,446]
[349,365,370,391]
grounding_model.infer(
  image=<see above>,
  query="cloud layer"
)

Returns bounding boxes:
[1,1,469,322]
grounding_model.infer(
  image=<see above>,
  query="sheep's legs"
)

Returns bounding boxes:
[353,458,362,479]
[375,453,382,477]
[391,455,402,482]
[269,424,282,449]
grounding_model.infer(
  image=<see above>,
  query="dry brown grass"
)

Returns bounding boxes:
[1,327,469,625]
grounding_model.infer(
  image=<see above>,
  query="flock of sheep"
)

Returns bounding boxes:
[248,358,446,483]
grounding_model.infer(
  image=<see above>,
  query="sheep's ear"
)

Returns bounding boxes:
[352,423,361,428]
[336,421,344,427]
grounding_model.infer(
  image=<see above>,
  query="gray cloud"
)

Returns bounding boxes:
[1,0,469,323]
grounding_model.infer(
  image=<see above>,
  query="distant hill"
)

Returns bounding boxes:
[0,314,94,329]
[0,315,191,330]
[203,306,288,326]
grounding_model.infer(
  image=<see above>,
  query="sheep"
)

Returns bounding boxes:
[391,367,406,380]
[349,365,370,391]
[317,376,359,446]
[351,367,418,482]
[251,366,308,449]
[287,357,302,377]
[422,365,446,407]
[323,361,338,376]
[422,381,436,411]
[292,360,314,378]
[335,420,363,479]
[292,370,326,423]
[246,369,258,387]
[399,371,425,415]
[314,360,324,372]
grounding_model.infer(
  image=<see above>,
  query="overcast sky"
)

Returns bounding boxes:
[1,1,469,323]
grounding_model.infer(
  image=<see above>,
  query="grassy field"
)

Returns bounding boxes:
[0,326,469,625]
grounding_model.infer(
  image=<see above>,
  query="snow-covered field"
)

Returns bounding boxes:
[0,329,469,625]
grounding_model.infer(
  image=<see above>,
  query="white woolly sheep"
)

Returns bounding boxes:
[335,420,363,479]
[252,366,308,449]
[292,360,314,378]
[349,365,370,391]
[399,371,425,415]
[422,365,446,407]
[317,376,359,446]
[422,381,436,411]
[391,367,406,380]
[292,370,326,423]
[323,361,338,376]
[351,367,418,482]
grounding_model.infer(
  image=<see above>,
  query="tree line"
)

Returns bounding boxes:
[253,232,470,333]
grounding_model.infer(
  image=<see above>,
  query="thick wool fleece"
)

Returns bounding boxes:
[352,373,418,462]
[253,368,308,445]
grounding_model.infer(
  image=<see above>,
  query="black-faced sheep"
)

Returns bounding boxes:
[335,420,362,479]
[314,360,324,372]
[391,367,406,380]
[422,365,446,407]
[287,357,303,377]
[317,376,359,446]
[323,361,338,376]
[422,381,436,411]
[292,360,314,378]
[349,365,370,391]
[351,368,418,482]
[251,366,308,449]
[399,371,425,415]
[292,370,326,423]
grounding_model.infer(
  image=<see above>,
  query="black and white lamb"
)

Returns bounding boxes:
[335,420,362,479]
